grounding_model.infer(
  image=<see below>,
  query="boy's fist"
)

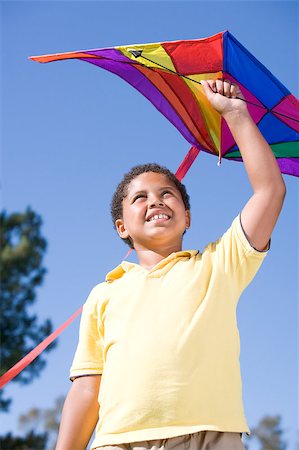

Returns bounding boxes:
[201,79,248,118]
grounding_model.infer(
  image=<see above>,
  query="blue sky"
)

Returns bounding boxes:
[1,1,298,449]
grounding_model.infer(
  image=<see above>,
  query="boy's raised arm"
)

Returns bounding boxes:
[55,375,101,450]
[201,79,286,251]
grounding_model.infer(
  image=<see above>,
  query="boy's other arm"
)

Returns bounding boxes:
[202,79,286,251]
[224,111,286,251]
[55,375,101,450]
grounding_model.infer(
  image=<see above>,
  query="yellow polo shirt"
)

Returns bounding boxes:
[70,214,269,449]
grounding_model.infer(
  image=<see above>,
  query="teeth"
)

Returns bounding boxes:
[149,214,169,222]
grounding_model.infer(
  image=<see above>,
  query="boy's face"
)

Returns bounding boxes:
[115,172,191,251]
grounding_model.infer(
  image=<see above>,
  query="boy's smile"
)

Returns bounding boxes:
[115,172,190,254]
[146,212,170,223]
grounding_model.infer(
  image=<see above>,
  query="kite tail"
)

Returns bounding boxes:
[175,146,201,181]
[0,306,83,390]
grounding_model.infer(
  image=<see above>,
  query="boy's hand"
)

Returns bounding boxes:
[201,79,249,119]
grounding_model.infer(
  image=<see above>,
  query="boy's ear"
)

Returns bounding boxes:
[115,218,130,239]
[185,210,191,229]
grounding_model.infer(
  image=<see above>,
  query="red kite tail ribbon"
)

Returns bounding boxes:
[0,306,83,389]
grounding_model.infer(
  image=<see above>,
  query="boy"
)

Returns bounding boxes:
[55,79,286,450]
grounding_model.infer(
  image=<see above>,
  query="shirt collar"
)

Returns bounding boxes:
[106,250,198,282]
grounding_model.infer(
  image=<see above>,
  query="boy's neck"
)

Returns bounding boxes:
[135,243,182,270]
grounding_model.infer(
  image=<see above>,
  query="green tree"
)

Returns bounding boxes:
[0,207,57,411]
[251,415,288,450]
[0,430,48,450]
[18,396,64,450]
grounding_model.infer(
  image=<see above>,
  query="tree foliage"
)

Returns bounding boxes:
[0,430,48,450]
[18,396,64,450]
[251,415,288,450]
[0,207,57,411]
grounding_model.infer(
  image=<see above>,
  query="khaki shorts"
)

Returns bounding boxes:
[95,430,245,450]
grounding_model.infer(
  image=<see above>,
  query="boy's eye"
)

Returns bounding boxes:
[162,190,172,196]
[133,194,146,202]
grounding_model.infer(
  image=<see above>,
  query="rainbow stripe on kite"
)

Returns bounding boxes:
[30,31,299,177]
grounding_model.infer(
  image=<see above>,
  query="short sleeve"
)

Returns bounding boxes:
[212,213,270,298]
[69,284,106,381]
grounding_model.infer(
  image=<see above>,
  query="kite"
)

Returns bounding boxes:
[30,30,299,176]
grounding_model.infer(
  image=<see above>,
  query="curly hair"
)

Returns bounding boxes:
[110,163,191,248]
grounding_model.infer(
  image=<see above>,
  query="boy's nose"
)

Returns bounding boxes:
[149,198,165,208]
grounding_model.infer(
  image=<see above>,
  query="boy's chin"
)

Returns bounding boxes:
[137,231,183,247]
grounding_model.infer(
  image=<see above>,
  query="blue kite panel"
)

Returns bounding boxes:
[258,113,297,144]
[224,32,290,110]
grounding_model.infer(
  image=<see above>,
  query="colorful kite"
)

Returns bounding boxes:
[30,31,299,177]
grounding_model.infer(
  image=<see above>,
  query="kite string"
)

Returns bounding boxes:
[130,52,299,124]
[0,146,201,390]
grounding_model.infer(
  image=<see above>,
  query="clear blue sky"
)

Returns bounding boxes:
[1,1,298,449]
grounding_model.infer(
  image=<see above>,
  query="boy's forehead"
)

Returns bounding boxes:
[127,172,177,192]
